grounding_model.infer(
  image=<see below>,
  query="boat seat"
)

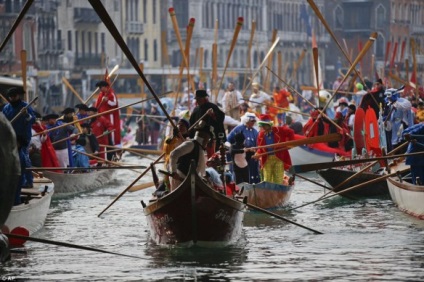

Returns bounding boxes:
[21,188,41,195]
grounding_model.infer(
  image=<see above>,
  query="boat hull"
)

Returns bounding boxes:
[239,181,294,209]
[317,168,388,197]
[387,175,424,219]
[43,169,116,197]
[144,168,245,246]
[4,179,54,235]
[289,146,335,165]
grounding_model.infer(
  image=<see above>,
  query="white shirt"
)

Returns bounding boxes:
[170,140,206,178]
[248,91,271,114]
[222,90,243,113]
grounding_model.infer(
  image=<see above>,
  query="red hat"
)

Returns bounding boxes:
[258,114,273,126]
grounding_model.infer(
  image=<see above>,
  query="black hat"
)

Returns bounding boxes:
[62,107,75,115]
[376,78,383,84]
[348,104,356,111]
[75,104,89,111]
[81,123,91,129]
[95,80,109,87]
[87,107,98,112]
[42,114,59,121]
[7,87,25,97]
[195,89,208,99]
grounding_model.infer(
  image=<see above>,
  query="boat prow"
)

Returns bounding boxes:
[144,162,246,247]
[239,180,294,209]
[4,177,54,235]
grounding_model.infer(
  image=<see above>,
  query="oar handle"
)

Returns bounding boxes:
[10,96,38,123]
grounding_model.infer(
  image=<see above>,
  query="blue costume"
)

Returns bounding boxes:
[2,100,36,204]
[72,144,90,169]
[402,123,424,185]
[227,123,260,184]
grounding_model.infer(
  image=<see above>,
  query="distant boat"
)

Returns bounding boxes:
[387,161,424,219]
[4,177,54,235]
[143,162,246,246]
[317,167,388,198]
[43,169,116,197]
[239,180,294,209]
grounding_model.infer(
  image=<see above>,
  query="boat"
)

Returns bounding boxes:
[143,162,246,246]
[3,177,54,235]
[386,161,424,219]
[43,168,116,197]
[317,167,389,198]
[239,179,294,209]
[289,135,351,166]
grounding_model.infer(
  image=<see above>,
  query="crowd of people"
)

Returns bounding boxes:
[1,80,122,205]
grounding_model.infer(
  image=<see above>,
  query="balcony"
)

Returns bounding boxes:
[38,40,65,55]
[75,55,101,67]
[74,8,101,24]
[411,24,424,35]
[125,21,144,34]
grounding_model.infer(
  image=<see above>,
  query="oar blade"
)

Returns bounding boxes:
[9,226,30,247]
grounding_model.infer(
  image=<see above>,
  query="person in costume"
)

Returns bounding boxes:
[273,85,291,126]
[44,114,78,168]
[189,89,225,156]
[2,87,36,203]
[227,112,260,184]
[94,80,121,147]
[248,82,271,114]
[254,114,295,184]
[87,107,114,161]
[402,123,424,185]
[169,123,214,190]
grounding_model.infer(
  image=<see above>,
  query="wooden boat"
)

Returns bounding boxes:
[239,180,294,209]
[43,168,116,197]
[3,177,54,235]
[143,162,246,246]
[317,167,389,198]
[386,161,424,219]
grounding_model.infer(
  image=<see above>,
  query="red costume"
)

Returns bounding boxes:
[32,123,60,169]
[95,88,121,146]
[257,124,295,171]
[90,116,114,159]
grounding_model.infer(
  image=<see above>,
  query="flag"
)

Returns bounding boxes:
[300,4,312,37]
[104,68,111,86]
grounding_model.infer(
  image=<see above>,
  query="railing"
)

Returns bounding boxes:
[125,21,144,34]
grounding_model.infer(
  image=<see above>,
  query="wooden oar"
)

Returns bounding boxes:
[33,93,170,137]
[242,20,256,92]
[51,132,83,145]
[266,66,346,134]
[97,108,214,216]
[215,17,244,101]
[263,29,278,92]
[20,50,27,101]
[89,0,177,132]
[28,165,147,171]
[5,233,142,259]
[289,150,424,174]
[288,167,410,212]
[62,76,85,104]
[246,100,310,117]
[250,133,341,150]
[331,142,409,191]
[128,181,155,192]
[100,144,162,155]
[242,198,323,234]
[0,0,34,53]
[10,96,38,124]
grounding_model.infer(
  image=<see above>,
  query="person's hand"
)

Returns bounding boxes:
[404,133,411,141]
[251,154,260,160]
[102,97,108,102]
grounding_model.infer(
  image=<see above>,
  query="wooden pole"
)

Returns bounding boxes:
[20,50,27,101]
[84,64,119,104]
[242,20,256,93]
[62,77,84,104]
[263,29,278,92]
[215,17,244,100]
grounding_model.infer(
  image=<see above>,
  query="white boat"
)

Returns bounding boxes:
[387,161,424,219]
[4,177,54,235]
[289,145,335,166]
[43,169,117,197]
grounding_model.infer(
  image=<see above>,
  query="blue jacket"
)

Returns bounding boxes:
[2,101,35,145]
[403,123,424,166]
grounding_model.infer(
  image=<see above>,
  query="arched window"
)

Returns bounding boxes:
[376,4,385,28]
[334,6,343,29]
